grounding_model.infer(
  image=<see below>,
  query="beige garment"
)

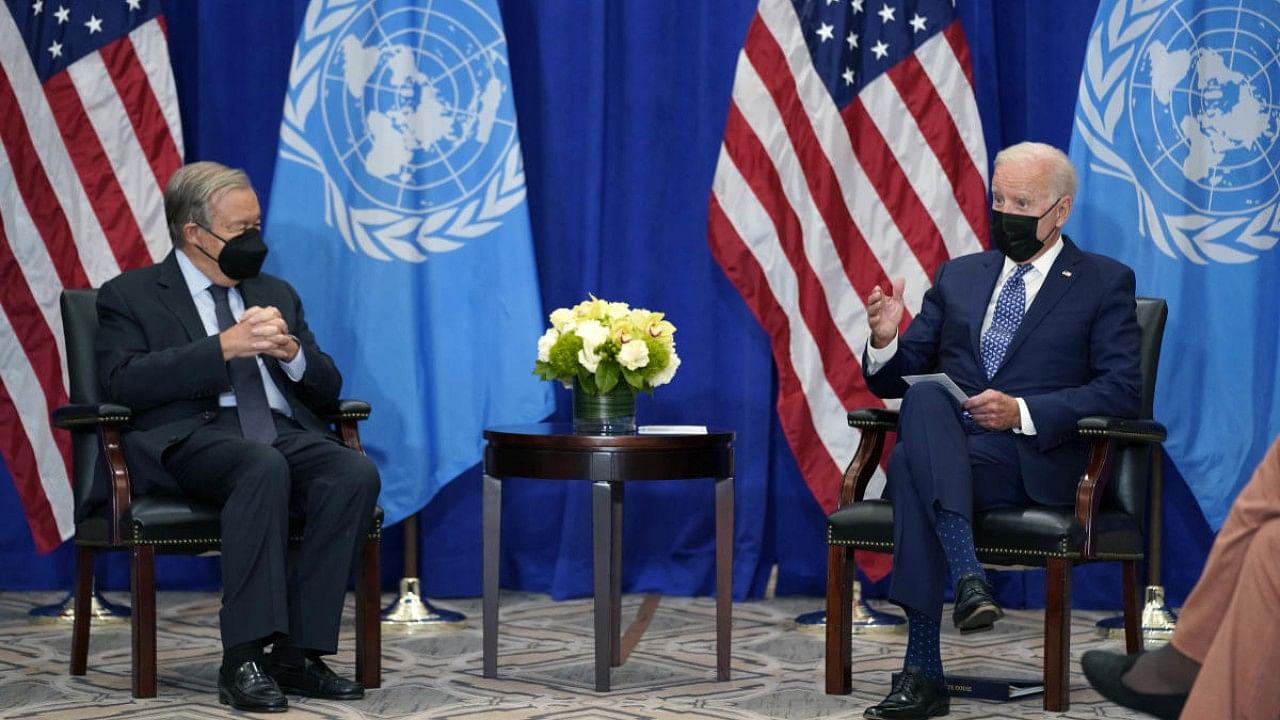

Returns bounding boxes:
[1172,436,1280,720]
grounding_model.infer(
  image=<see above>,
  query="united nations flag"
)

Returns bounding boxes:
[265,0,553,526]
[1068,0,1280,527]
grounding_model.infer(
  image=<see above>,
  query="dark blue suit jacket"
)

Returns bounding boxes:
[95,251,343,495]
[864,237,1142,505]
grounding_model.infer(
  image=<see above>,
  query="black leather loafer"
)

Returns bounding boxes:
[218,660,288,713]
[864,667,950,719]
[952,574,1003,634]
[268,655,364,700]
[1082,650,1187,720]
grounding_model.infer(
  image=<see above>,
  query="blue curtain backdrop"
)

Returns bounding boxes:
[0,0,1216,610]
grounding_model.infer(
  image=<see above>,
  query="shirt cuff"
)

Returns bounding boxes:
[1014,397,1037,435]
[279,337,307,381]
[864,335,898,374]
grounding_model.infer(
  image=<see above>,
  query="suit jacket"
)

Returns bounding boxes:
[864,236,1142,505]
[95,251,343,495]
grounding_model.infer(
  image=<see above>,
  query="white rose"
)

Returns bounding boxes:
[650,349,681,387]
[577,346,601,373]
[575,319,609,352]
[549,308,575,332]
[537,328,559,363]
[606,301,630,320]
[616,340,650,371]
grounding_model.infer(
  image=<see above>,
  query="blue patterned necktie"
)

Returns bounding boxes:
[209,285,278,443]
[980,264,1033,380]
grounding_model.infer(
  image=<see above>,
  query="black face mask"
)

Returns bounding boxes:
[194,225,268,280]
[991,197,1061,263]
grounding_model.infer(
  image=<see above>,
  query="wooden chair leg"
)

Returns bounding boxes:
[70,545,93,676]
[1122,559,1141,654]
[131,544,157,698]
[825,544,855,695]
[354,536,381,689]
[1043,558,1072,712]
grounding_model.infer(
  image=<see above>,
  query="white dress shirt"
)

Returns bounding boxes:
[175,249,306,416]
[865,238,1067,434]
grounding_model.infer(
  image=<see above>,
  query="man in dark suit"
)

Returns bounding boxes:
[860,142,1142,720]
[96,161,380,713]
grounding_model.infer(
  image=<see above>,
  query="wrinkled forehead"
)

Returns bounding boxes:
[991,158,1052,200]
[208,187,261,227]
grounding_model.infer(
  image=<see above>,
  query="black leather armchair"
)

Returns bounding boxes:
[51,288,383,698]
[824,297,1168,712]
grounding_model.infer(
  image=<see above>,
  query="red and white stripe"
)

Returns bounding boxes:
[0,9,182,553]
[709,1,987,517]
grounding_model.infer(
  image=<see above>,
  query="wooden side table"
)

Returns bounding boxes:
[481,423,735,691]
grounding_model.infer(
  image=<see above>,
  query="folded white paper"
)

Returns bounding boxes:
[901,373,969,404]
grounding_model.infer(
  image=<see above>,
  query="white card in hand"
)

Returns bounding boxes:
[901,373,969,404]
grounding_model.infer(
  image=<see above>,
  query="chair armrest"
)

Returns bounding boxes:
[847,408,899,431]
[51,403,132,429]
[840,408,898,507]
[1072,417,1165,556]
[319,399,371,423]
[1078,416,1167,444]
[321,399,371,454]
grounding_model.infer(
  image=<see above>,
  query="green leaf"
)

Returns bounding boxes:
[576,368,597,394]
[621,366,645,389]
[597,361,620,393]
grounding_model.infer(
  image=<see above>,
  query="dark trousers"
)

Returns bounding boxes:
[163,411,380,652]
[885,382,1033,621]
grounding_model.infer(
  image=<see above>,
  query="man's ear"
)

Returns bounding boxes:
[1056,196,1073,227]
[183,222,201,247]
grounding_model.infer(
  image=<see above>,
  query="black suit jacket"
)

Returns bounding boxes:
[864,237,1143,505]
[95,251,343,495]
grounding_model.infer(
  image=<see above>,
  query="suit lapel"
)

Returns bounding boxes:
[1001,237,1082,365]
[156,251,208,341]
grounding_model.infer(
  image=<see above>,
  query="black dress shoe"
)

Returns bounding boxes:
[1082,650,1187,720]
[218,660,288,713]
[268,655,365,700]
[864,667,949,719]
[952,574,1003,634]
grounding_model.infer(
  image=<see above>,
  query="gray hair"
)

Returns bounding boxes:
[164,161,253,248]
[993,141,1078,201]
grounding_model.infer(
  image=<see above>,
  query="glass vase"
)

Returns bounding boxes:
[572,378,637,435]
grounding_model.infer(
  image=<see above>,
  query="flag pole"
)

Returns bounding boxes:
[381,511,466,629]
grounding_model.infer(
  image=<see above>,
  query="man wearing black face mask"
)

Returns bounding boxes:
[95,162,379,712]
[857,142,1142,720]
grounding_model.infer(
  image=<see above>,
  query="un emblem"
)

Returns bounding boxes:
[1075,0,1280,264]
[280,0,527,262]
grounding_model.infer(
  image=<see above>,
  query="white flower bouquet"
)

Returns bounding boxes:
[533,297,681,395]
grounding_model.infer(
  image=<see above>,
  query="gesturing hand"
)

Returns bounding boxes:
[867,277,906,348]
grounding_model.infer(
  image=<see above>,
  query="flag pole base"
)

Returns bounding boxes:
[793,581,906,634]
[29,589,130,623]
[380,578,466,630]
[1093,585,1178,646]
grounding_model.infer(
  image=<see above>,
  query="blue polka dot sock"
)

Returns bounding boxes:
[904,608,944,682]
[935,508,985,586]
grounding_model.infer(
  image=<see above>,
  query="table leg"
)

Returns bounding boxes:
[610,481,623,667]
[592,480,612,692]
[482,473,501,678]
[715,475,734,681]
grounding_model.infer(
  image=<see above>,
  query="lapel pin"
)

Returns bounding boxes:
[1062,270,1073,277]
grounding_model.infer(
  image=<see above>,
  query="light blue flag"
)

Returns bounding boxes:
[265,0,553,525]
[1067,0,1280,528]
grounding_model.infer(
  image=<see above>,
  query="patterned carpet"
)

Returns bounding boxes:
[0,590,1151,719]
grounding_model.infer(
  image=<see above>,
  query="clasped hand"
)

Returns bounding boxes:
[219,306,298,362]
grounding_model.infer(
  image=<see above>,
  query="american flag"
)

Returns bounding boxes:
[709,0,988,527]
[1,0,182,552]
